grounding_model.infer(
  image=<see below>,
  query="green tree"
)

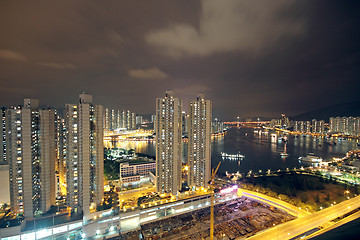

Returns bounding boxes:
[325,193,331,201]
[300,194,308,203]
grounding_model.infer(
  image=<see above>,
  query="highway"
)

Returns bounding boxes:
[306,209,360,239]
[245,191,360,240]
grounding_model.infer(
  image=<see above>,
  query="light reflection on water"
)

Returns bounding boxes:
[104,140,156,156]
[105,128,359,174]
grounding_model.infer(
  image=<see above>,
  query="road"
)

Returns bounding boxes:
[239,189,310,218]
[245,192,360,240]
[307,210,360,239]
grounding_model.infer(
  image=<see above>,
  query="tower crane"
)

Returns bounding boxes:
[209,161,221,240]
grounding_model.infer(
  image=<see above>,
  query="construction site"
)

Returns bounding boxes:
[110,196,295,240]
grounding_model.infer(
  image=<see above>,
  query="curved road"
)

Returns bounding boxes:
[241,190,360,240]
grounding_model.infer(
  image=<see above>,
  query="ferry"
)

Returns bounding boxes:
[280,152,289,157]
[298,153,323,167]
[221,152,245,160]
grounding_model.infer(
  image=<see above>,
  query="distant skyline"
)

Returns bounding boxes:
[1,0,359,120]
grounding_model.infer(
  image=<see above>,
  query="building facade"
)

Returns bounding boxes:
[1,107,6,164]
[329,116,360,136]
[155,91,182,195]
[65,94,104,216]
[120,162,156,178]
[119,162,156,187]
[181,111,189,137]
[104,109,136,133]
[6,99,56,218]
[188,95,212,189]
[56,114,67,197]
[212,118,224,134]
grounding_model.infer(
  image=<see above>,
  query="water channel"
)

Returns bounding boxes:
[105,127,359,175]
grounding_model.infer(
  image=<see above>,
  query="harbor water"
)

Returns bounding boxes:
[105,127,359,175]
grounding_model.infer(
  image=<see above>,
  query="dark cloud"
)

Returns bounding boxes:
[129,68,167,79]
[37,62,77,70]
[146,0,305,58]
[0,49,26,61]
[0,0,359,120]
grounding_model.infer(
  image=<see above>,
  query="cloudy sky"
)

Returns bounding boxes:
[0,0,359,120]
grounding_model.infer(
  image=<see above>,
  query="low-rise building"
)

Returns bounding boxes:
[119,162,156,187]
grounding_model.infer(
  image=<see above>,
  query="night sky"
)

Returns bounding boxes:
[1,0,359,120]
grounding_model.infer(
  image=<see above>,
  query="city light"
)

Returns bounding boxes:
[0,3,359,239]
[220,185,238,195]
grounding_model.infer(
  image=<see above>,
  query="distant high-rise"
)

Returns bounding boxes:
[311,119,325,134]
[330,116,360,136]
[155,91,182,195]
[188,94,212,189]
[151,114,155,123]
[65,93,104,215]
[305,121,311,133]
[136,115,143,125]
[104,108,110,133]
[6,99,56,218]
[212,118,224,134]
[103,108,136,132]
[181,111,189,136]
[131,112,136,129]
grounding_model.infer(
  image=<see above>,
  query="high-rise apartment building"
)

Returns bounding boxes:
[212,118,224,134]
[104,108,110,133]
[56,114,67,197]
[155,91,182,195]
[6,99,56,219]
[181,111,189,136]
[188,95,212,189]
[65,93,104,216]
[281,114,290,128]
[356,117,360,136]
[103,108,136,132]
[305,121,311,133]
[136,115,143,125]
[311,119,325,134]
[1,107,6,163]
[329,116,360,136]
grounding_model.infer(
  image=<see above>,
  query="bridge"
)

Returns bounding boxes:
[104,130,154,146]
[224,121,270,127]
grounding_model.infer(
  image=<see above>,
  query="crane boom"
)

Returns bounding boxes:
[210,161,221,184]
[209,161,221,240]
